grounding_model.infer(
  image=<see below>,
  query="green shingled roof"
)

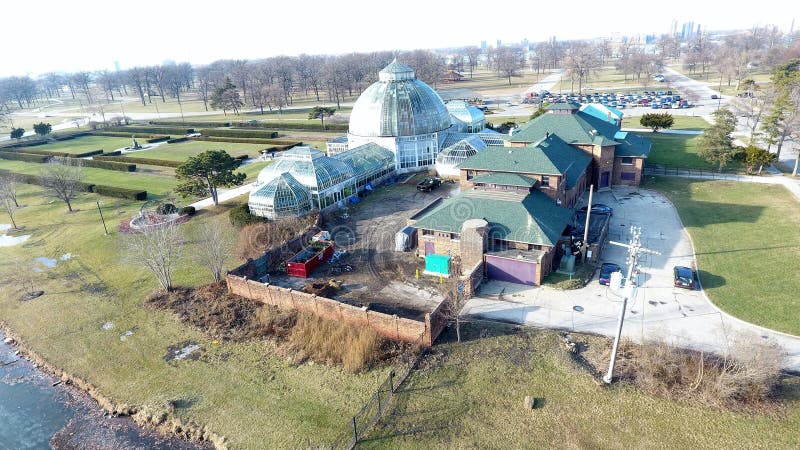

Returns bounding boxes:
[510,109,620,147]
[470,172,538,187]
[544,102,581,111]
[614,132,652,158]
[412,189,572,246]
[460,134,592,189]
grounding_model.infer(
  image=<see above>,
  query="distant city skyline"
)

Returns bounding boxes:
[1,0,795,77]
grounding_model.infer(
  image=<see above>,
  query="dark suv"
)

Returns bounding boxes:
[673,266,696,289]
[416,177,441,192]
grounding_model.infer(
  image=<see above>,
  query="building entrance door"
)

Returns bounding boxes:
[599,171,610,188]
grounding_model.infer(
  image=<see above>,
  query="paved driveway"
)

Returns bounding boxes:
[463,187,800,371]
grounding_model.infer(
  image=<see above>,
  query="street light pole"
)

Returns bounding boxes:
[602,226,660,384]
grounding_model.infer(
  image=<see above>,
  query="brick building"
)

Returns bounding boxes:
[506,103,651,189]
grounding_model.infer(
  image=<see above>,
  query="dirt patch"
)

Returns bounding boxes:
[301,280,341,298]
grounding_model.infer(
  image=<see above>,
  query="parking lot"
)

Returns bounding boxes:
[524,87,694,111]
[463,186,800,368]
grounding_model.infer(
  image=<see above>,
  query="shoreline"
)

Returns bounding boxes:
[0,321,227,449]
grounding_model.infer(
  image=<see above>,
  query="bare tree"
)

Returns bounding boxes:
[0,173,20,207]
[126,220,183,292]
[39,157,83,212]
[8,258,40,299]
[440,260,467,342]
[194,222,231,283]
[0,184,19,229]
[493,46,525,85]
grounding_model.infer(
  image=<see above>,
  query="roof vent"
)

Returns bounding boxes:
[590,129,598,136]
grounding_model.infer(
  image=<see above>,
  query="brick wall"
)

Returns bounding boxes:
[226,274,446,346]
[417,231,461,258]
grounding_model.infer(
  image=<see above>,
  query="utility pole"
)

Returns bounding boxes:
[96,201,109,235]
[581,184,594,262]
[603,226,660,384]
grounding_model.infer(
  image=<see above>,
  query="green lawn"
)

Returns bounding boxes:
[5,135,133,155]
[0,185,388,448]
[363,323,800,448]
[645,177,800,335]
[644,133,745,172]
[130,140,267,162]
[239,160,271,181]
[622,115,710,130]
[0,160,177,198]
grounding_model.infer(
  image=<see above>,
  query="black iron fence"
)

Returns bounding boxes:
[328,336,428,449]
[644,164,755,180]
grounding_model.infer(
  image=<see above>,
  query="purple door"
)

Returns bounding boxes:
[424,241,435,255]
[485,255,538,286]
[599,171,610,188]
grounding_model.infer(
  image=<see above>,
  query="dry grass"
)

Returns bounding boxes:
[614,335,785,409]
[146,282,404,373]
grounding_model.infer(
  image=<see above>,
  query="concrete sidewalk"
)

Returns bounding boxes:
[463,187,800,372]
[188,183,253,210]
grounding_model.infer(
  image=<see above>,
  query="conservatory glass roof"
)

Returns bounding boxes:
[445,100,485,125]
[349,60,452,137]
[435,136,487,167]
[333,143,395,179]
[255,146,354,192]
[249,172,312,218]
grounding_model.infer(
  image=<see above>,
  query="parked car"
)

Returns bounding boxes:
[416,177,441,192]
[599,263,623,286]
[579,203,613,216]
[711,94,720,99]
[673,266,696,289]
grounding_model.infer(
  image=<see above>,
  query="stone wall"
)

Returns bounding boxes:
[226,274,446,346]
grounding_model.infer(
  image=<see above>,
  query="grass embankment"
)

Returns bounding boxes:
[0,160,177,198]
[0,185,387,448]
[362,323,800,448]
[644,133,745,172]
[646,177,800,335]
[621,115,710,130]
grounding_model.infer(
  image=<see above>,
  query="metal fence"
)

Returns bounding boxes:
[644,165,755,180]
[328,336,428,450]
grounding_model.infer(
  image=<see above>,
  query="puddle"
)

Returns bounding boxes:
[102,322,114,331]
[164,342,203,361]
[60,253,72,261]
[34,257,57,271]
[0,224,31,247]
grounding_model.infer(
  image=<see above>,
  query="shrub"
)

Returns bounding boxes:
[0,151,50,163]
[78,158,136,172]
[94,155,182,168]
[235,121,349,132]
[91,185,147,200]
[21,148,103,158]
[166,137,189,144]
[179,206,196,216]
[640,113,675,132]
[151,120,229,128]
[156,203,178,215]
[555,279,584,290]
[104,150,122,156]
[194,136,298,145]
[108,126,193,135]
[228,203,265,228]
[146,135,171,143]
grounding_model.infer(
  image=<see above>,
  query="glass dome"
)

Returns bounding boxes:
[249,172,312,219]
[255,146,355,192]
[435,136,487,178]
[348,59,452,138]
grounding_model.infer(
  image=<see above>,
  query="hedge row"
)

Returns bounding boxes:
[0,169,147,200]
[146,136,171,143]
[235,121,348,131]
[108,126,194,135]
[94,155,182,168]
[0,151,50,163]
[78,159,137,172]
[92,184,147,200]
[20,148,104,158]
[151,120,230,128]
[194,136,301,146]
[104,150,122,156]
[167,137,189,144]
[199,128,279,139]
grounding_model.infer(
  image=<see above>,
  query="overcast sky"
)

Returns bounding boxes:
[1,0,795,77]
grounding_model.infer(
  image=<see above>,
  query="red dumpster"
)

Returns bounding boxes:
[286,241,335,278]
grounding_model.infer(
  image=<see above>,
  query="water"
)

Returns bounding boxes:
[0,332,207,449]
